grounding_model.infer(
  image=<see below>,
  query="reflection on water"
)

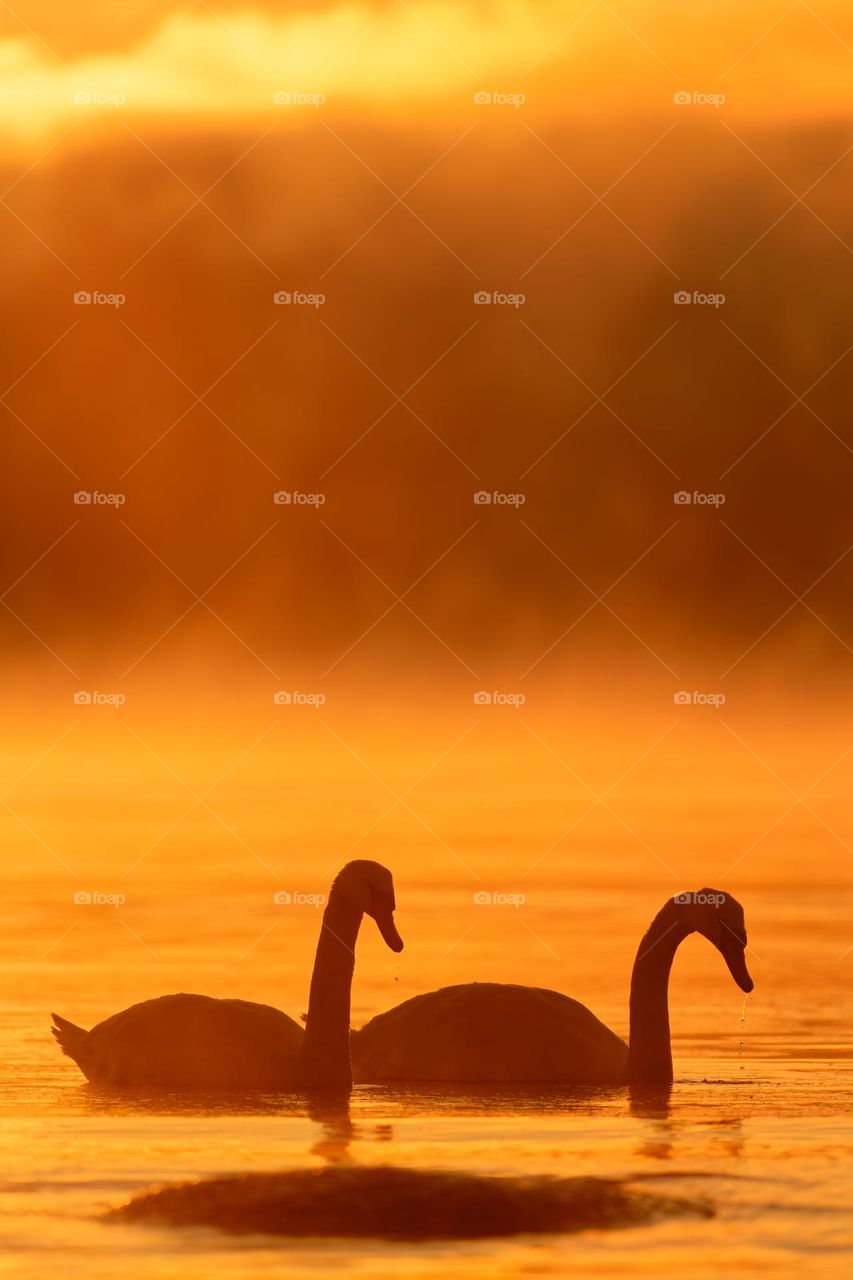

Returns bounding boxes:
[1,739,852,1277]
[306,1095,358,1164]
[108,1162,714,1241]
[1,1067,852,1276]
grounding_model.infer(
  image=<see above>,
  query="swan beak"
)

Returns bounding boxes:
[374,907,404,952]
[366,891,403,952]
[719,927,753,992]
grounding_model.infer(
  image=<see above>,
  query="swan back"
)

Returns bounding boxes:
[352,983,627,1084]
[66,994,304,1088]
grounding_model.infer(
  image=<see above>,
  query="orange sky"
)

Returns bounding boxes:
[3,0,853,145]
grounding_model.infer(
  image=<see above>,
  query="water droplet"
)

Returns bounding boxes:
[738,995,749,1071]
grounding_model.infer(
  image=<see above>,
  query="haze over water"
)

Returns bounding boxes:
[2,0,853,1275]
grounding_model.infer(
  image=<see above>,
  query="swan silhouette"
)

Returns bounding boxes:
[352,889,752,1085]
[51,860,402,1090]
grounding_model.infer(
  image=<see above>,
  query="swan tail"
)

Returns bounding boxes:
[51,1013,87,1062]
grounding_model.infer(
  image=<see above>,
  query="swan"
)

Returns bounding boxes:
[51,860,403,1090]
[351,888,752,1085]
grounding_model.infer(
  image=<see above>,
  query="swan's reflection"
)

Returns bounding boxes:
[70,1084,378,1166]
[75,1085,314,1117]
[71,1080,635,1120]
[629,1084,673,1120]
[627,1084,750,1162]
[628,1085,674,1159]
[67,1077,748,1174]
[306,1092,356,1162]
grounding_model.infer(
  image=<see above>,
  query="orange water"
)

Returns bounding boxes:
[1,721,852,1276]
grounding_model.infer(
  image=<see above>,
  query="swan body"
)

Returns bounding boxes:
[52,860,403,1090]
[52,995,304,1089]
[353,983,627,1084]
[352,888,752,1086]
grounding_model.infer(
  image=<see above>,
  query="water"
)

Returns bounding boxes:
[2,725,852,1276]
[2,1068,852,1278]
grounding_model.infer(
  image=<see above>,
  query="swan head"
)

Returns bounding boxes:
[333,860,404,953]
[671,889,753,992]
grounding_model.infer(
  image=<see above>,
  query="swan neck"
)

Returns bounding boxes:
[626,906,686,1085]
[300,890,362,1088]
